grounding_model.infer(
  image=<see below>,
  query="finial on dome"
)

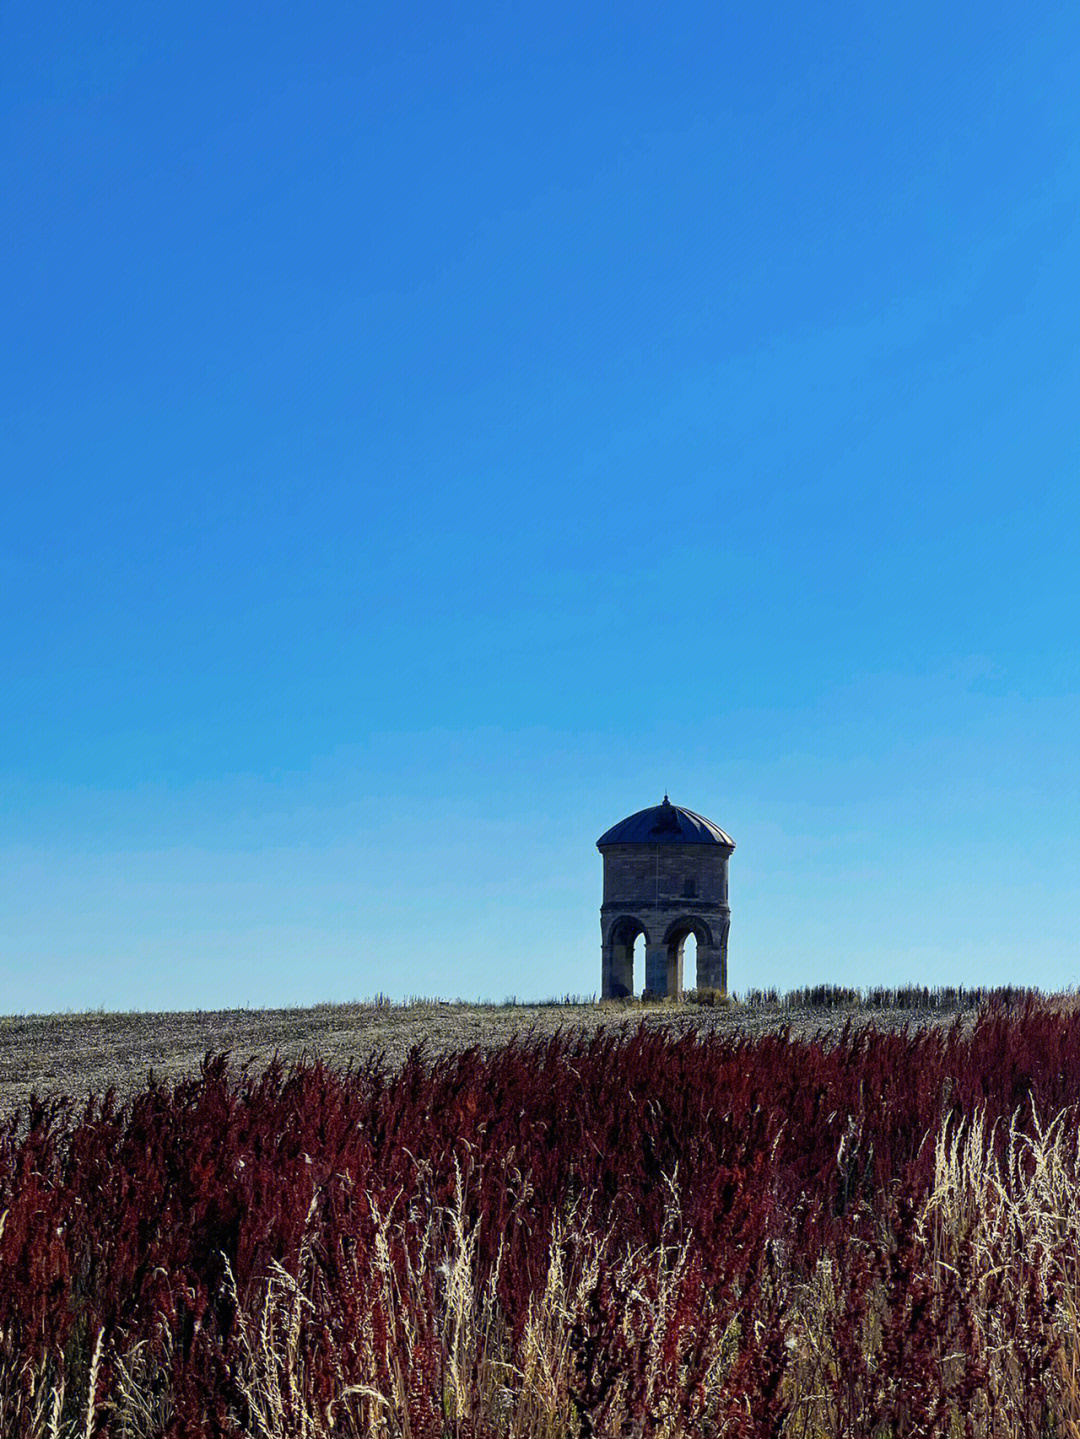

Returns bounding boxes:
[662,792,670,804]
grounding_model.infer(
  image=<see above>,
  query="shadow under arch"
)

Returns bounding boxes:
[663,916,714,949]
[604,914,650,998]
[663,916,715,996]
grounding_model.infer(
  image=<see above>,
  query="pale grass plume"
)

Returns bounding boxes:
[917,1103,1080,1432]
[782,1103,1080,1436]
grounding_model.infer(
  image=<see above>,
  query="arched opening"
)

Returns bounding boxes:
[664,918,712,997]
[632,932,645,996]
[606,916,647,998]
[683,933,697,992]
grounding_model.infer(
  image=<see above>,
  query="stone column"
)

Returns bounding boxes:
[602,942,635,999]
[645,944,670,997]
[696,944,724,993]
[601,944,615,998]
[696,916,730,994]
[667,945,684,999]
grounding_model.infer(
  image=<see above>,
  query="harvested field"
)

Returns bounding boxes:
[0,986,1006,1119]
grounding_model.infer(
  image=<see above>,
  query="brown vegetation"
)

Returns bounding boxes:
[1,990,1079,1434]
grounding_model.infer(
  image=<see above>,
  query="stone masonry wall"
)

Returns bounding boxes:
[600,842,732,999]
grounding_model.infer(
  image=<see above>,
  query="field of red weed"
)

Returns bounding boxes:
[2,996,1080,1436]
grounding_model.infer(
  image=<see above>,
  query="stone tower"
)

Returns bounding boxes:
[597,796,734,998]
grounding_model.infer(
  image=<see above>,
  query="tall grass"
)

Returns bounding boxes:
[2,996,1080,1435]
[735,982,1036,1012]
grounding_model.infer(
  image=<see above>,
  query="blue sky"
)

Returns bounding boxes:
[3,1,1078,1012]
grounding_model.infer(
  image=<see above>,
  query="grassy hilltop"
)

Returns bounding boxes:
[0,983,1020,1119]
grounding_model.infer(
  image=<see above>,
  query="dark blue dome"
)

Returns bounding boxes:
[597,797,734,848]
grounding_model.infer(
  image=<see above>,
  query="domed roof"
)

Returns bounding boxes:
[597,796,734,848]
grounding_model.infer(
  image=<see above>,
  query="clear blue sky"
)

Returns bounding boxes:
[3,2,1078,1013]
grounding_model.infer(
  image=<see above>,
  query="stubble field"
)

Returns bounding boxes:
[0,989,981,1121]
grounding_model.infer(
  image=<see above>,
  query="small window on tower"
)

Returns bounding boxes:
[683,876,697,898]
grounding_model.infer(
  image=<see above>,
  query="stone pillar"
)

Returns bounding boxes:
[601,944,615,998]
[602,942,635,999]
[696,916,730,994]
[696,944,724,993]
[667,945,684,998]
[645,944,670,997]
